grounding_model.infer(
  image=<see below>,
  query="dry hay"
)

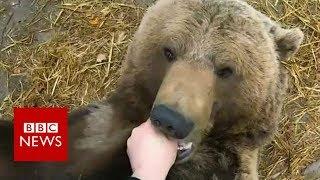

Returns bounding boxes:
[0,0,319,179]
[0,0,144,116]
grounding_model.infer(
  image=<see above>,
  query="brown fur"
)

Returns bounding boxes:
[114,0,303,179]
[0,0,303,179]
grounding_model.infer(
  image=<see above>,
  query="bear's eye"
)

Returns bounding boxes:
[216,67,233,78]
[163,47,176,62]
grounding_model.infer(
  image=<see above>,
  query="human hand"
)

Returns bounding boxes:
[127,120,178,180]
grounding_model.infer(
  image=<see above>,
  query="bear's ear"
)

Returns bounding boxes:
[258,12,304,60]
[270,26,304,60]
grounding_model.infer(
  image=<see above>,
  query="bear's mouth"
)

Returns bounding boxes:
[177,141,193,162]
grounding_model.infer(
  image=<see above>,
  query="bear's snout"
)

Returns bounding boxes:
[153,61,215,135]
[150,104,194,139]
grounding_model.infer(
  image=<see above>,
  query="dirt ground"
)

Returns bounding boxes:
[0,0,319,179]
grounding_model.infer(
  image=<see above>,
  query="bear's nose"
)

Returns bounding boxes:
[150,104,194,139]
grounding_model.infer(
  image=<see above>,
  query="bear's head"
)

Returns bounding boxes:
[118,0,303,162]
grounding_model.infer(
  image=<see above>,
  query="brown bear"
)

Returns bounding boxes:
[0,0,303,179]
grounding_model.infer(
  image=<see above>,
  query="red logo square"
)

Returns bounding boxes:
[14,107,68,162]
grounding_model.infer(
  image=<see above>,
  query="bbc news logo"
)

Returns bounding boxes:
[14,108,68,162]
[20,123,61,147]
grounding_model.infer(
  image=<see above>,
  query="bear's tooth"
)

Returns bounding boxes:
[177,142,193,151]
[185,142,193,149]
